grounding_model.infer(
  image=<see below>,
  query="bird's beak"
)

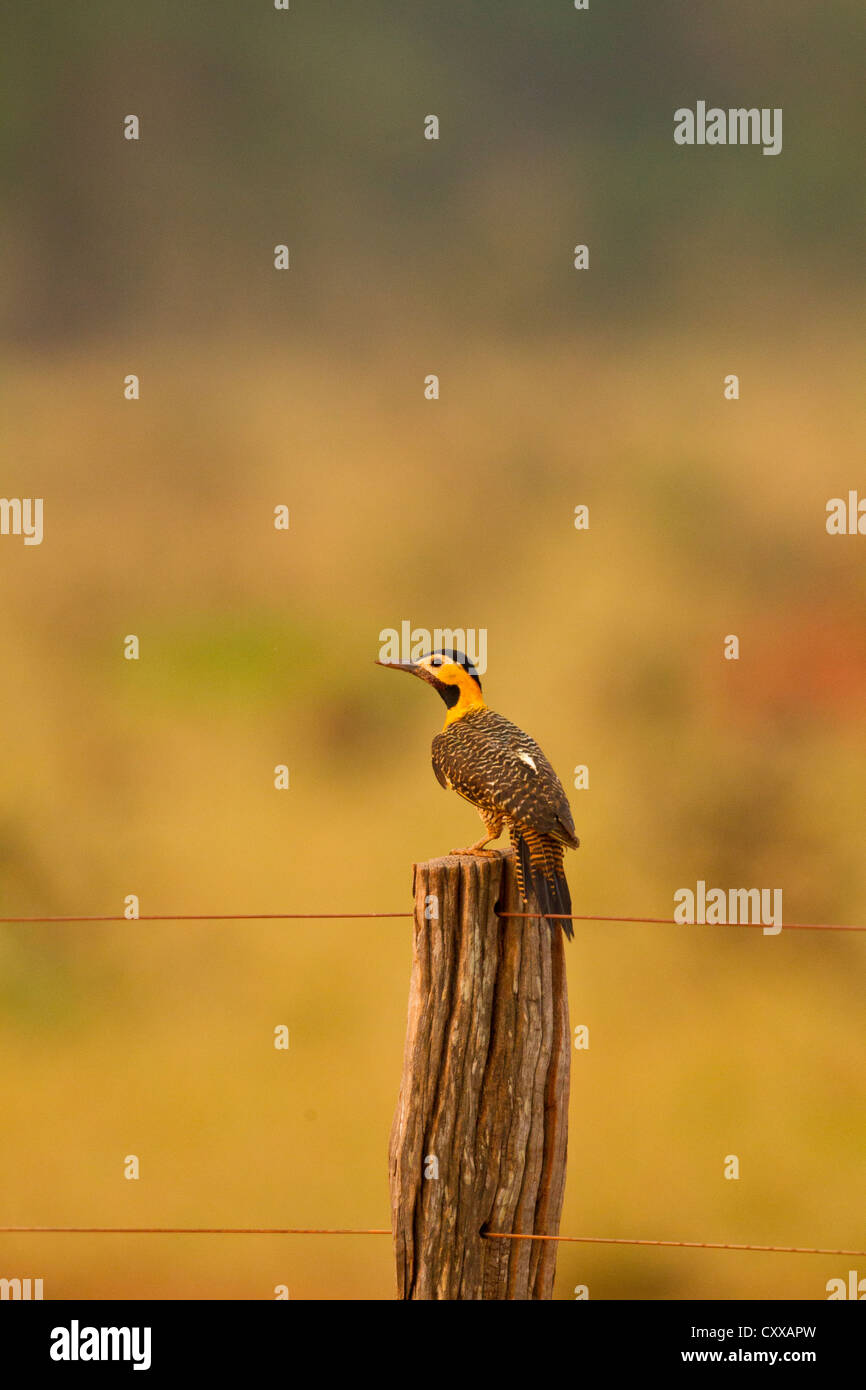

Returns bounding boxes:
[376,659,420,675]
[376,659,435,684]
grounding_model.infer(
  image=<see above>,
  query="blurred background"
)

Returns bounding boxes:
[0,0,863,1299]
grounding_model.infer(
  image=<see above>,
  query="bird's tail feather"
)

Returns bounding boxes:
[516,832,574,941]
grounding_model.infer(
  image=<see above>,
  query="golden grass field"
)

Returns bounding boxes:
[0,323,863,1297]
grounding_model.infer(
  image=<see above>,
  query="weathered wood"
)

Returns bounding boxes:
[388,850,570,1300]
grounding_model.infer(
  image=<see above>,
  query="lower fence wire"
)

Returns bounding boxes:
[0,1228,864,1256]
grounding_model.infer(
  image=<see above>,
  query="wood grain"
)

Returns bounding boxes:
[389,850,570,1299]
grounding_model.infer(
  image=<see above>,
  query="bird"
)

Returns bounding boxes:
[377,648,579,938]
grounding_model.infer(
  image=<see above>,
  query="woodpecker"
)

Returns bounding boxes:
[377,648,578,938]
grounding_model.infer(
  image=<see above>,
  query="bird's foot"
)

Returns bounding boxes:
[449,845,502,858]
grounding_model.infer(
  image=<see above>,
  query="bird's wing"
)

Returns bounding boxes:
[431,745,451,789]
[432,713,578,847]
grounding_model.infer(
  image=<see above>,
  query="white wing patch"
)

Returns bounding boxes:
[518,751,538,772]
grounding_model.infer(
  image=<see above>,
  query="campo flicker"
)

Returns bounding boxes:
[378,648,579,937]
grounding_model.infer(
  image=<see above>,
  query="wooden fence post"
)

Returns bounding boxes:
[388,849,570,1299]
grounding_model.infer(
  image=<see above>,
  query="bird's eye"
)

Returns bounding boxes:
[430,656,442,666]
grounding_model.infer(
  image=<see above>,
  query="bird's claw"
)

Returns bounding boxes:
[449,846,502,858]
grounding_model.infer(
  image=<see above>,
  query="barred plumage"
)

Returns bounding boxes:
[377,648,579,938]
